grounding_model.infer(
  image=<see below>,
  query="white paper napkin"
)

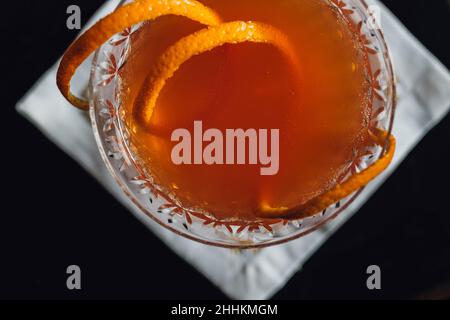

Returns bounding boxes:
[16,0,450,300]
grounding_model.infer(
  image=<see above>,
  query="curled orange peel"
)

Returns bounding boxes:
[56,0,396,220]
[133,21,301,126]
[56,0,222,110]
[258,130,396,219]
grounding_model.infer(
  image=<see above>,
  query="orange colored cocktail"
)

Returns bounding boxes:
[56,0,395,227]
[119,0,372,220]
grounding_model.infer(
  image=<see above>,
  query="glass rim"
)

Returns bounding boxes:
[88,0,397,249]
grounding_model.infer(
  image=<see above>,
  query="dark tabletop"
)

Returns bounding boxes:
[2,0,450,299]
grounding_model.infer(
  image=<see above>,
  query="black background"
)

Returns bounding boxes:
[1,0,449,299]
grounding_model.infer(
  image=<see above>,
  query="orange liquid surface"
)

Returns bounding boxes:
[120,0,373,220]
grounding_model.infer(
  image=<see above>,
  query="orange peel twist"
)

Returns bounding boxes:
[56,0,222,110]
[259,130,396,219]
[56,0,396,219]
[133,20,301,126]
